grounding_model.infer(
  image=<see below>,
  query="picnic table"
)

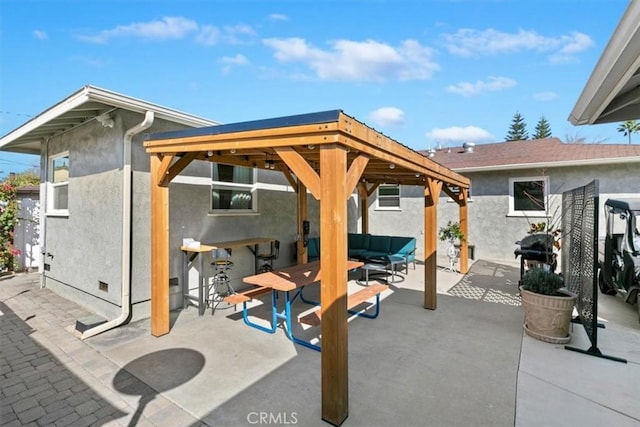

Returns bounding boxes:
[230,260,388,351]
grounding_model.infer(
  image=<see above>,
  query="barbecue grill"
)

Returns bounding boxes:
[514,233,556,284]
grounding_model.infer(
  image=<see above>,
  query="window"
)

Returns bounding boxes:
[48,152,69,215]
[211,163,257,213]
[509,176,548,216]
[377,184,400,209]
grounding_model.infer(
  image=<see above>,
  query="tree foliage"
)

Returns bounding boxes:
[505,112,529,141]
[532,116,552,139]
[617,120,640,144]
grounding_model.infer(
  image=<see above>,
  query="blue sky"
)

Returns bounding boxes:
[0,0,632,176]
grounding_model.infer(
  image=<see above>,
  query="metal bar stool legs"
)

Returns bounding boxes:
[208,248,235,313]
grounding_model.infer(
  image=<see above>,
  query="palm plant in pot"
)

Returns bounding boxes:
[520,267,577,344]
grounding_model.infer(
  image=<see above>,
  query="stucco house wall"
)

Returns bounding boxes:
[39,111,159,318]
[368,161,640,264]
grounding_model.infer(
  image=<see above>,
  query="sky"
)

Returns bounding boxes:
[0,0,634,177]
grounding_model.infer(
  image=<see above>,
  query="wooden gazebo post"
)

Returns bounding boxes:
[458,188,469,274]
[424,177,442,310]
[150,154,170,337]
[319,144,349,425]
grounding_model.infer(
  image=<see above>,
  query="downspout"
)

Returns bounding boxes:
[82,111,155,339]
[40,138,49,288]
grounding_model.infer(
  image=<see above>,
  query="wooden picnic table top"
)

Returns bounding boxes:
[243,260,364,292]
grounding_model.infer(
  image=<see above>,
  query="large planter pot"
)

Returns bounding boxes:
[520,288,578,344]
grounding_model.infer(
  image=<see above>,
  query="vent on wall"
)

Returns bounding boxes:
[98,281,109,292]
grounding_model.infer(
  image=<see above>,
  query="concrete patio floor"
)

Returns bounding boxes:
[1,258,639,426]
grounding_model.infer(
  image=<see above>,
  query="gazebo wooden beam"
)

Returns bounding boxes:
[424,177,442,310]
[159,152,198,187]
[345,154,369,200]
[274,147,321,200]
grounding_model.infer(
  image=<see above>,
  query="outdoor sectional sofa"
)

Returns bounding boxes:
[307,233,417,272]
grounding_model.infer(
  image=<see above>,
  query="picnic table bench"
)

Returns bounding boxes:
[298,283,388,327]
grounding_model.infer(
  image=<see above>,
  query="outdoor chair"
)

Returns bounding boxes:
[257,240,280,273]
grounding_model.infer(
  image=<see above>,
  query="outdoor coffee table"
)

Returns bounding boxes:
[357,262,389,286]
[359,255,405,284]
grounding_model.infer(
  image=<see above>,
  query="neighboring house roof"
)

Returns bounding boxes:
[0,85,219,155]
[569,2,640,125]
[423,138,640,172]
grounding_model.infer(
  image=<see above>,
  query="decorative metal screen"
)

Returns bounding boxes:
[561,180,598,343]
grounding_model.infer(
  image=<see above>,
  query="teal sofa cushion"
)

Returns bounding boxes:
[390,236,416,256]
[368,235,391,253]
[348,233,370,250]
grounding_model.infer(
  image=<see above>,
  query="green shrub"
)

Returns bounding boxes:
[521,267,565,296]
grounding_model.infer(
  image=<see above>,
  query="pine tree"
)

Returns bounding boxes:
[532,116,552,139]
[505,112,529,141]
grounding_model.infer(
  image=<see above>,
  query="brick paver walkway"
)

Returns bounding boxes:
[0,273,201,426]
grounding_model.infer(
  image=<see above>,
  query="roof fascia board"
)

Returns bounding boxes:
[452,156,640,173]
[569,2,640,125]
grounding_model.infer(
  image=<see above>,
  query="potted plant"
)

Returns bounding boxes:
[439,221,466,272]
[439,221,465,243]
[520,267,577,344]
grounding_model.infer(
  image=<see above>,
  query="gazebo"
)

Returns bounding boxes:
[143,109,470,426]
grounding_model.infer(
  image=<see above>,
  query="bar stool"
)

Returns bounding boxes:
[207,248,235,312]
[257,240,280,273]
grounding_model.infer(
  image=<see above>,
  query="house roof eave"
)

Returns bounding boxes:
[569,2,640,125]
[0,85,219,155]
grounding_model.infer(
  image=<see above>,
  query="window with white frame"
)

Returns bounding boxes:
[48,152,69,215]
[211,163,257,213]
[509,176,548,216]
[377,184,400,209]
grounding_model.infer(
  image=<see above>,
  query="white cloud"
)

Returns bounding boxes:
[533,91,558,101]
[262,37,439,81]
[441,28,593,62]
[32,30,47,40]
[77,16,199,43]
[220,54,249,75]
[426,126,493,144]
[75,17,255,46]
[195,25,221,46]
[369,107,405,126]
[269,13,288,21]
[221,54,249,65]
[446,76,516,97]
[223,24,256,44]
